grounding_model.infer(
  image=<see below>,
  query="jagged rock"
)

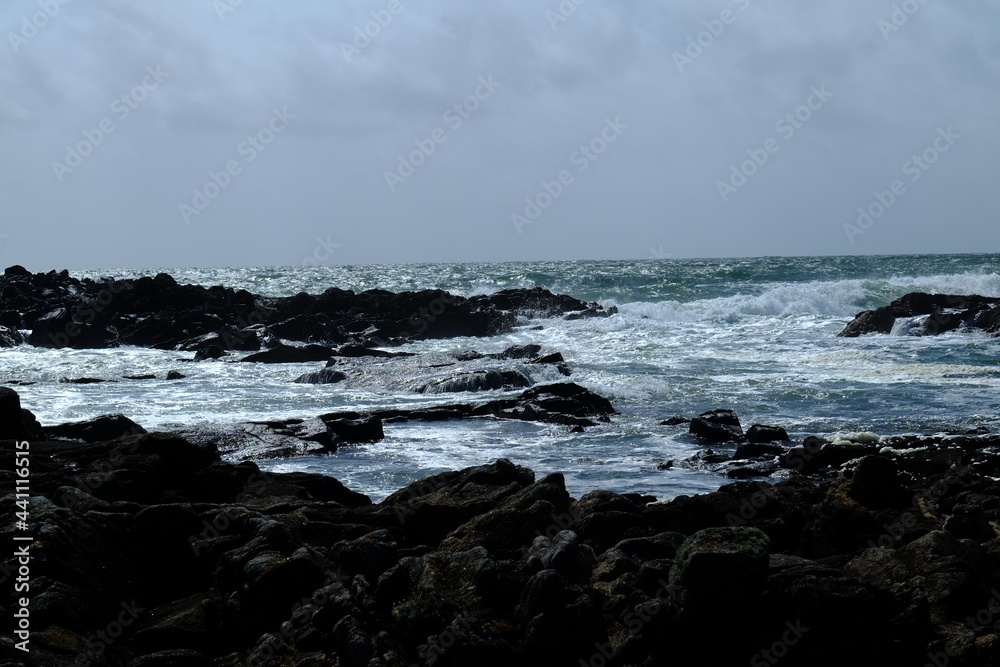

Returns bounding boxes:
[193,344,227,361]
[689,409,744,444]
[294,368,348,384]
[0,325,23,347]
[45,414,147,443]
[839,292,1000,337]
[746,424,790,443]
[417,368,534,393]
[0,386,43,440]
[240,343,336,363]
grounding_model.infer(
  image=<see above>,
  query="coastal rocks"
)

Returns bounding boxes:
[27,307,119,348]
[240,343,336,364]
[44,414,148,443]
[292,368,347,384]
[4,267,615,353]
[689,409,744,443]
[0,325,22,347]
[669,526,770,613]
[416,368,534,393]
[292,347,570,394]
[746,424,790,443]
[4,394,1000,666]
[839,292,1000,337]
[0,386,43,440]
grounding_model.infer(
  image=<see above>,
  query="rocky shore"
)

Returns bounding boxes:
[0,266,614,353]
[2,387,1000,667]
[3,270,1000,665]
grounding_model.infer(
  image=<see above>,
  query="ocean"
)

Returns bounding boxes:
[5,253,1000,501]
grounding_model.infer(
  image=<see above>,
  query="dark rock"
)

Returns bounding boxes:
[845,456,910,509]
[689,409,744,443]
[746,424,790,443]
[669,526,770,613]
[59,377,110,384]
[294,368,348,384]
[45,414,147,443]
[124,374,158,380]
[319,415,385,444]
[332,345,413,359]
[0,325,23,347]
[193,344,227,361]
[28,307,118,348]
[839,292,1000,337]
[733,442,786,460]
[660,416,689,426]
[490,344,542,360]
[531,352,564,364]
[0,386,43,440]
[165,370,186,380]
[417,368,534,393]
[241,343,336,363]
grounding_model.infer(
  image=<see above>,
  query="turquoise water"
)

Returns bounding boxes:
[7,254,1000,500]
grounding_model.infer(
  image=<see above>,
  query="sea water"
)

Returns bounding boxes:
[4,254,1000,501]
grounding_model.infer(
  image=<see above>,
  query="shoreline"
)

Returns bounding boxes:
[3,388,1000,665]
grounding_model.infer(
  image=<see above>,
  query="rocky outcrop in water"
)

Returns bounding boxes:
[0,267,615,351]
[839,292,1000,337]
[2,387,999,666]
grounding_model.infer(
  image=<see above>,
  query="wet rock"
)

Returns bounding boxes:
[320,415,385,444]
[293,368,347,384]
[193,344,227,361]
[0,386,43,440]
[746,424,790,443]
[45,414,147,443]
[839,292,1000,337]
[689,409,744,444]
[59,377,111,384]
[0,325,23,347]
[240,343,336,363]
[417,368,534,393]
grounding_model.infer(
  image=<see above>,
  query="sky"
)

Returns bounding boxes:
[1,0,998,270]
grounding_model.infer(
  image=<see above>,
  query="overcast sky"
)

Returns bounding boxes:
[1,0,997,270]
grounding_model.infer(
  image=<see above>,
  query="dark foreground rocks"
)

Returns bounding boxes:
[2,392,1000,666]
[839,292,1000,337]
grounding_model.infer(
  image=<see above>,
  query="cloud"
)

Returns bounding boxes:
[0,0,997,269]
